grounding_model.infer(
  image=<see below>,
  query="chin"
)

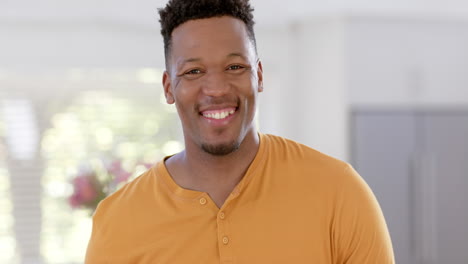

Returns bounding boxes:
[201,140,240,156]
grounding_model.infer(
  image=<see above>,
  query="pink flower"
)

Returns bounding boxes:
[69,194,80,208]
[107,160,131,184]
[69,173,100,209]
[68,158,153,211]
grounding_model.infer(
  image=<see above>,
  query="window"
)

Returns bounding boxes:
[0,119,20,264]
[1,68,183,263]
[41,89,182,263]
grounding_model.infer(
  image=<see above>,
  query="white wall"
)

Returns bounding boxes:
[257,18,349,161]
[2,15,467,162]
[257,16,468,161]
[0,20,164,69]
[347,16,468,106]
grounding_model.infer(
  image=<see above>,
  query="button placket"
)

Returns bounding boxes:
[216,188,242,262]
[199,197,207,205]
[217,205,236,262]
[219,211,226,220]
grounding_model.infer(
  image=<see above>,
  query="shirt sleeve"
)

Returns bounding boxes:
[84,205,108,264]
[332,164,395,264]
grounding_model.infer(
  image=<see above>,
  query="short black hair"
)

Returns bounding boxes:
[158,0,256,67]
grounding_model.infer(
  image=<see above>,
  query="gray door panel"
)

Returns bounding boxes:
[423,113,468,264]
[352,110,468,264]
[352,111,416,264]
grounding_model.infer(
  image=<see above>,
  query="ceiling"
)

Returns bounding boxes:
[1,0,467,27]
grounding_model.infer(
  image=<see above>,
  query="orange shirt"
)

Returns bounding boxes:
[85,134,394,263]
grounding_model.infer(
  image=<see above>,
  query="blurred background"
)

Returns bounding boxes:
[1,0,467,263]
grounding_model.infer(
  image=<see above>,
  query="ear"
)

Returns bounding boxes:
[162,71,175,104]
[256,60,264,93]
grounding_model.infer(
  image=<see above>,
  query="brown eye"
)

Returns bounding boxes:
[227,65,245,71]
[185,69,202,75]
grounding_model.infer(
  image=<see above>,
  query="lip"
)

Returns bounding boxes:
[199,107,238,126]
[199,104,238,113]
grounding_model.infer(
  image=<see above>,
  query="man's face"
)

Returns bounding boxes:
[163,16,263,156]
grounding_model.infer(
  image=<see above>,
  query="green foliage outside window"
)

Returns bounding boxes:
[0,119,20,264]
[40,89,182,263]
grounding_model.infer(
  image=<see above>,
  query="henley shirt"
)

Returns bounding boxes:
[85,133,394,263]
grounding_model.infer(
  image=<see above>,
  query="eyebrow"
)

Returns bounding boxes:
[227,52,247,60]
[176,57,201,68]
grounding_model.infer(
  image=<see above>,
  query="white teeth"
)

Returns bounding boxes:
[203,110,235,119]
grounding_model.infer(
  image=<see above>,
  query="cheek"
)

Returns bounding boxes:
[229,75,257,93]
[241,90,258,116]
[173,87,200,123]
[173,82,198,104]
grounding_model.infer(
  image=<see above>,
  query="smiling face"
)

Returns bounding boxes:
[163,16,263,156]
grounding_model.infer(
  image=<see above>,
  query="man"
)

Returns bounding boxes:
[85,0,394,263]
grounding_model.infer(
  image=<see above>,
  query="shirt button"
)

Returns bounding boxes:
[219,212,226,220]
[222,236,229,245]
[199,197,207,205]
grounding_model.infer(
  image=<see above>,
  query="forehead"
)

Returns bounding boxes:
[170,16,255,65]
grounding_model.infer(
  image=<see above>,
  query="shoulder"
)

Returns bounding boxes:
[259,133,380,200]
[261,133,349,173]
[91,164,158,230]
[263,134,378,206]
[102,166,155,205]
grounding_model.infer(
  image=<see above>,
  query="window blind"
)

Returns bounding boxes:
[1,69,183,264]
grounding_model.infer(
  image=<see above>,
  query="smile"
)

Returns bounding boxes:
[201,107,236,120]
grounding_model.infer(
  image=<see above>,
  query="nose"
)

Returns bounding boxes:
[201,71,230,97]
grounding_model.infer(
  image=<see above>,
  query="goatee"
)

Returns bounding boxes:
[201,141,240,156]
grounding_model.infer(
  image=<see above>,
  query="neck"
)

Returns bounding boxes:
[165,130,260,206]
[187,130,259,177]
